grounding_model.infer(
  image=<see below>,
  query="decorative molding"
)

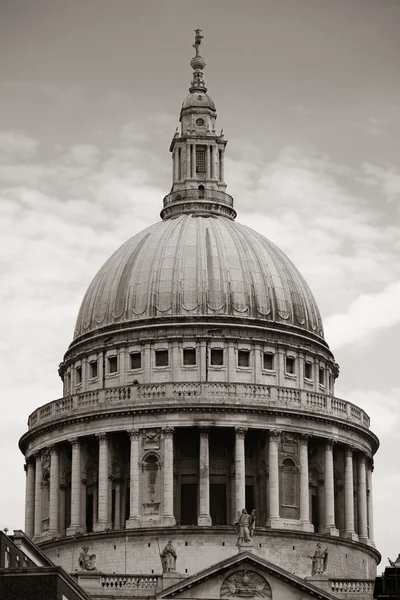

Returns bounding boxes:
[162,426,175,438]
[269,429,281,442]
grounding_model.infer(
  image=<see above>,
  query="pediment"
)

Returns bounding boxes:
[157,552,337,600]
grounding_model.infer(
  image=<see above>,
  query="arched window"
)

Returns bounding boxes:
[198,185,205,199]
[141,454,161,518]
[280,457,299,519]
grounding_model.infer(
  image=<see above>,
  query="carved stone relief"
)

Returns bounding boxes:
[143,428,161,450]
[221,571,272,598]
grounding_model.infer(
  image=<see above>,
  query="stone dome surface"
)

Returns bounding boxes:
[181,92,216,110]
[73,214,324,341]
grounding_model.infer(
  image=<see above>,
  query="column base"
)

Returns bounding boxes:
[358,535,369,544]
[321,526,339,537]
[93,521,111,532]
[197,515,212,526]
[368,540,376,548]
[343,531,359,541]
[42,530,61,541]
[125,517,141,530]
[300,520,314,533]
[305,575,330,593]
[163,515,176,526]
[265,517,281,529]
[66,525,85,537]
[237,541,254,553]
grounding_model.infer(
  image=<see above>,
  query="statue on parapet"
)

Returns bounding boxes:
[161,540,177,572]
[309,543,328,576]
[389,554,400,567]
[78,546,96,571]
[234,508,256,546]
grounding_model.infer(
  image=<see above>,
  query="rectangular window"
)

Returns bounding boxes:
[210,348,224,366]
[183,348,196,366]
[263,352,274,370]
[155,350,169,367]
[108,356,118,374]
[238,350,250,368]
[196,146,206,173]
[89,360,98,379]
[75,366,82,384]
[319,367,325,386]
[130,352,142,370]
[285,357,296,375]
[305,362,313,380]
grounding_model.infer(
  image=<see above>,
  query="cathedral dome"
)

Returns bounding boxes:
[73,213,324,342]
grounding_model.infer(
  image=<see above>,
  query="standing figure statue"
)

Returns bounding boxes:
[309,543,328,575]
[78,546,96,571]
[161,540,177,572]
[389,554,400,567]
[234,508,256,546]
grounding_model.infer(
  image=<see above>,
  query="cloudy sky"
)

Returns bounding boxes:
[1,0,399,567]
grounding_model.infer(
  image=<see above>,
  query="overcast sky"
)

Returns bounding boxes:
[1,0,399,568]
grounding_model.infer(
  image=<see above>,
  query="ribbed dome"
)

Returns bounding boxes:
[73,214,324,341]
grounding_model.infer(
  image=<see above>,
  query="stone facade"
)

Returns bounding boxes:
[19,31,380,600]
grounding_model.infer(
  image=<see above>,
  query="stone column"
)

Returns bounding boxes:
[67,438,83,536]
[322,441,339,536]
[94,433,110,531]
[163,427,176,525]
[220,148,225,182]
[210,146,214,178]
[59,483,66,536]
[206,145,211,179]
[191,144,196,178]
[343,447,358,540]
[126,429,140,528]
[33,452,42,540]
[367,460,374,545]
[114,479,121,529]
[299,434,313,531]
[235,427,247,514]
[48,445,60,535]
[357,453,368,543]
[186,143,191,179]
[198,427,211,525]
[266,430,280,528]
[24,460,36,539]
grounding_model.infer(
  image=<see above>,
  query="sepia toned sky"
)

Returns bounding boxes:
[1,0,399,567]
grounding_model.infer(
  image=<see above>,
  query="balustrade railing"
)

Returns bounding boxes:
[330,580,375,594]
[27,382,371,431]
[163,188,234,208]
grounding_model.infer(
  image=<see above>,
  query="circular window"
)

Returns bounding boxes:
[196,118,205,126]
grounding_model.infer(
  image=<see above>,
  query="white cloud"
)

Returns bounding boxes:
[0,131,39,163]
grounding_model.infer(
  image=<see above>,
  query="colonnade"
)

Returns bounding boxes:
[24,428,374,547]
[172,143,224,183]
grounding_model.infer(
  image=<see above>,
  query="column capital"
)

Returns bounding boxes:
[68,437,80,446]
[199,426,210,437]
[127,429,140,440]
[163,426,175,438]
[33,450,42,460]
[358,452,367,464]
[269,429,281,442]
[299,433,311,446]
[235,427,248,439]
[48,444,59,455]
[325,439,336,450]
[96,433,108,444]
[345,445,356,457]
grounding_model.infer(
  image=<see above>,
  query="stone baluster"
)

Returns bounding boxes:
[126,429,140,528]
[322,440,339,536]
[163,427,176,525]
[344,447,358,540]
[33,452,42,540]
[24,459,36,539]
[48,445,60,535]
[235,427,247,514]
[95,433,110,531]
[357,453,368,544]
[367,459,374,545]
[266,430,280,528]
[299,434,313,531]
[198,427,211,525]
[67,438,83,536]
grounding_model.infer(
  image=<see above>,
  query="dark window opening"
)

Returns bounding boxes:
[89,360,98,379]
[108,356,118,374]
[196,146,206,173]
[210,483,227,525]
[130,352,142,370]
[263,353,274,370]
[75,366,82,384]
[183,348,196,366]
[155,350,169,367]
[210,348,224,366]
[238,350,250,368]
[86,493,94,533]
[180,483,198,525]
[198,185,205,199]
[305,362,313,380]
[285,357,295,375]
[319,367,325,386]
[67,373,71,389]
